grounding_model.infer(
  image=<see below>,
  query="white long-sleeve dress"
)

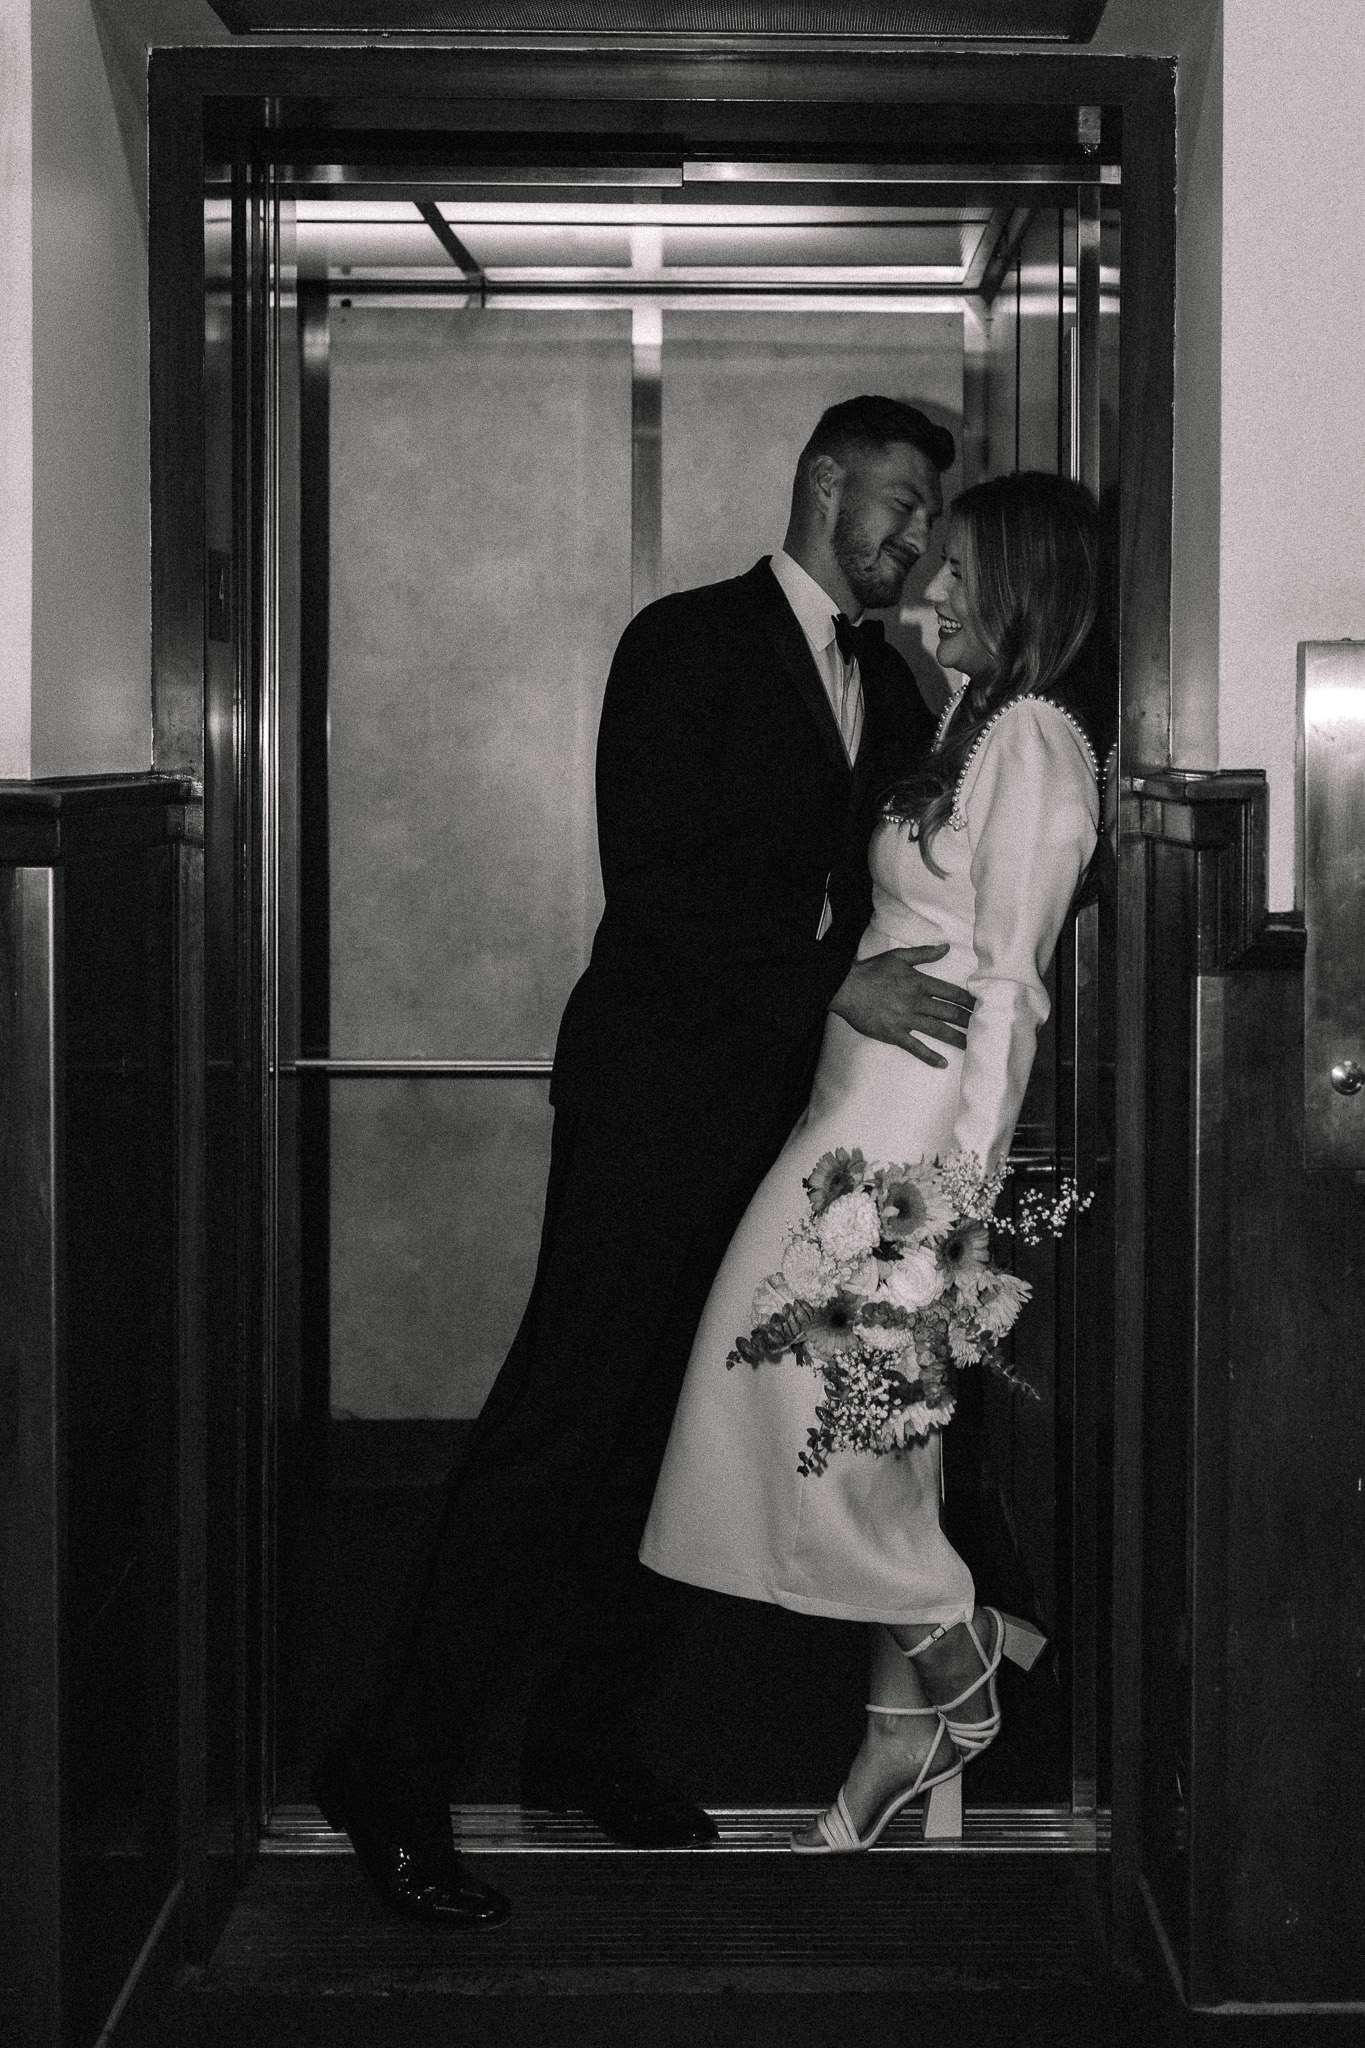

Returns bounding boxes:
[639,694,1099,1626]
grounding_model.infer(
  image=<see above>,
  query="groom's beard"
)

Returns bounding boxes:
[831,502,917,612]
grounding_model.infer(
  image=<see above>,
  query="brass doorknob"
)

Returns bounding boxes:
[1330,1059,1365,1096]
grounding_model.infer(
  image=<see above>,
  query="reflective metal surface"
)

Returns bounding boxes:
[263,1802,1110,1856]
[1072,186,1100,493]
[288,1057,554,1076]
[210,0,1113,37]
[631,304,663,613]
[684,161,1119,185]
[1299,640,1365,1168]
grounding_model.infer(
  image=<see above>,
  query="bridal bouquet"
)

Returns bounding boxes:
[726,1148,1089,1477]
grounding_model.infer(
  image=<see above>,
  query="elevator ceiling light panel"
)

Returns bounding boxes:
[281,197,1015,291]
[207,2,1109,39]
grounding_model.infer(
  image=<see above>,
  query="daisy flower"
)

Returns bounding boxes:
[940,1221,991,1295]
[804,1148,867,1217]
[802,1290,864,1363]
[974,1269,1032,1336]
[874,1162,955,1246]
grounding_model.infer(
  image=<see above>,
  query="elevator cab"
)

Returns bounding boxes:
[199,110,1122,1856]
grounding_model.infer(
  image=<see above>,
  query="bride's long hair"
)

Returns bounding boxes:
[885,471,1100,872]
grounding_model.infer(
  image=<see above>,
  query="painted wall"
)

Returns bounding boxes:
[0,1,151,778]
[1218,0,1365,908]
[1168,0,1223,772]
[1101,0,1365,909]
[0,7,35,776]
[30,0,151,775]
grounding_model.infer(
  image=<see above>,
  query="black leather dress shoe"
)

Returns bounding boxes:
[521,1755,719,1849]
[312,1751,510,1928]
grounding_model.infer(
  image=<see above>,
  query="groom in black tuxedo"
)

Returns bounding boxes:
[316,395,974,1925]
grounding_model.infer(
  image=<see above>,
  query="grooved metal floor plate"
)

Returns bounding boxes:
[263,1800,1108,1855]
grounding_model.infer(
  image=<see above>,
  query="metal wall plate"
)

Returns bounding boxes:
[1299,640,1365,1169]
[208,2,1110,40]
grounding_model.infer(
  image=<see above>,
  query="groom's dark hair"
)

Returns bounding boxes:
[798,395,955,480]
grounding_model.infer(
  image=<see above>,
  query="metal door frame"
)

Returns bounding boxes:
[148,35,1174,1939]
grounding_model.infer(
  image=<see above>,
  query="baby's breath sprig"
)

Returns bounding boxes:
[995,1177,1094,1247]
[936,1151,1008,1222]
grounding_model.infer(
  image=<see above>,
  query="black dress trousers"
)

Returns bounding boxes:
[348,1035,818,1803]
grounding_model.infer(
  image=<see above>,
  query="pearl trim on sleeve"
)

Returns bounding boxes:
[942,693,1100,832]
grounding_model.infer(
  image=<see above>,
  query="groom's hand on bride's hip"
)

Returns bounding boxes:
[829,945,974,1068]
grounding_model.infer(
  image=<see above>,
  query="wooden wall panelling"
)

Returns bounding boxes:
[1126,772,1261,1995]
[169,800,209,1965]
[1129,770,1365,2011]
[0,781,205,2046]
[0,862,64,2048]
[1193,938,1365,2006]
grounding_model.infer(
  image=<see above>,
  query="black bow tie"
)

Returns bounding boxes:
[832,612,885,669]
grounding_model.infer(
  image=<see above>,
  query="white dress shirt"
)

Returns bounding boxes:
[769,549,865,766]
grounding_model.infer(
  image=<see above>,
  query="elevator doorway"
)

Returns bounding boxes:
[202,125,1121,1856]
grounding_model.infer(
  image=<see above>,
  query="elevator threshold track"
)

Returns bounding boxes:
[263,1801,1109,1855]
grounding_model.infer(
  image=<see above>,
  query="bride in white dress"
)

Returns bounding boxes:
[640,470,1101,1850]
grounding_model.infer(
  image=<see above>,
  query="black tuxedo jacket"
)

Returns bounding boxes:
[552,558,935,1117]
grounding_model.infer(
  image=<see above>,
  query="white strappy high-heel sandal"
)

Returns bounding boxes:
[903,1607,1047,1762]
[791,1706,963,1853]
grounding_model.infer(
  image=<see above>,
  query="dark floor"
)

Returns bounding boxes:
[177,1846,1109,2046]
[166,1849,1360,2048]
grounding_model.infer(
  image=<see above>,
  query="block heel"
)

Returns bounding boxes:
[922,1770,963,1840]
[999,1611,1048,1672]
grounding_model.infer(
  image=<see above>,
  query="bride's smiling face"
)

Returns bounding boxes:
[923,525,995,681]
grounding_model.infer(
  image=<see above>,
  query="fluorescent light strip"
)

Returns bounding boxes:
[685,162,1119,185]
[330,292,973,315]
[295,201,997,225]
[328,267,972,286]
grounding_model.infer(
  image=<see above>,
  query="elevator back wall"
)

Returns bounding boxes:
[324,301,962,1419]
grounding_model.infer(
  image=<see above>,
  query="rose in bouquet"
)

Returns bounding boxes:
[726,1147,1088,1477]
